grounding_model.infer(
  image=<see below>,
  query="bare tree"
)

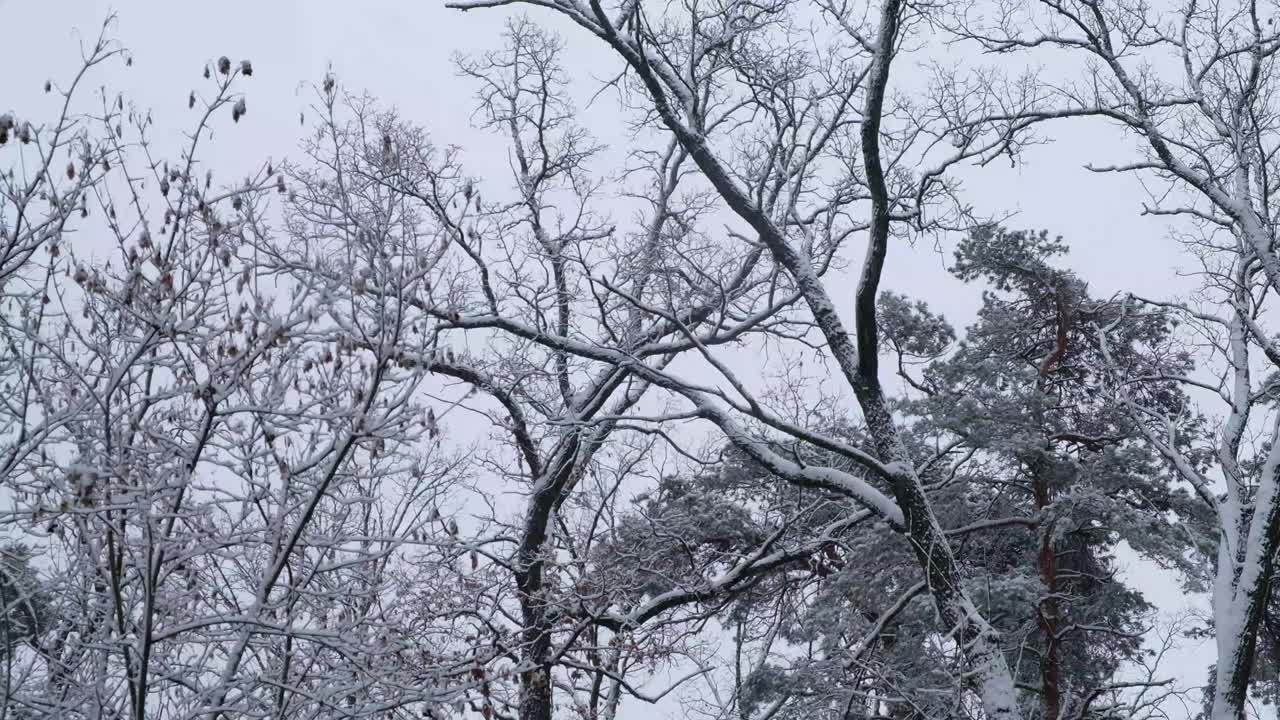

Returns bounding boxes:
[944,1,1280,717]
[1,27,473,720]
[1,6,1238,720]
[301,19,827,719]
[434,0,1066,715]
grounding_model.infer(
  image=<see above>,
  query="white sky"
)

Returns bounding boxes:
[0,0,1235,716]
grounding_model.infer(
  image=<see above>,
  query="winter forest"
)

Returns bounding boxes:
[15,0,1280,718]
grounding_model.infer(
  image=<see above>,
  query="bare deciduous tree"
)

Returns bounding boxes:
[14,3,1280,719]
[436,0,1053,715]
[944,1,1280,717]
[1,24,473,720]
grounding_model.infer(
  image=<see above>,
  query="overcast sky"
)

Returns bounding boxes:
[0,0,1230,716]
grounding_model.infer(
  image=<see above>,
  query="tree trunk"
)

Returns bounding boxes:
[1033,461,1062,720]
[1210,439,1280,719]
[516,554,555,720]
[516,550,556,720]
[1211,569,1267,720]
[859,392,1021,720]
[518,643,553,720]
[515,438,581,720]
